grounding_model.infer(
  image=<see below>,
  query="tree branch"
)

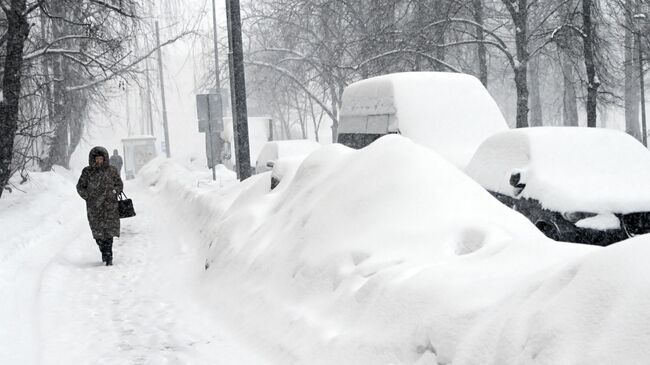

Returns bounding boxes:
[66,32,190,92]
[247,60,336,121]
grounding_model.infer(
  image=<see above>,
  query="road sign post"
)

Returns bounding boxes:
[196,93,224,180]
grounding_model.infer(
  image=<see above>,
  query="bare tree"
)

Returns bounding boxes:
[0,0,32,197]
[0,0,190,197]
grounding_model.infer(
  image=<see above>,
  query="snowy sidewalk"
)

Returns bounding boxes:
[0,174,267,365]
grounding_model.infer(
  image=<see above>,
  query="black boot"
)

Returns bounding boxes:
[97,239,107,263]
[105,238,113,266]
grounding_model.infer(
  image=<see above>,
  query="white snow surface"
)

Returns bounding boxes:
[136,135,650,364]
[466,127,650,214]
[339,72,508,167]
[5,135,650,364]
[0,167,266,364]
[576,213,622,230]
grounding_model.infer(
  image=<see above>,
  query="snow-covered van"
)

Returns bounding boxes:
[465,127,650,245]
[337,72,508,168]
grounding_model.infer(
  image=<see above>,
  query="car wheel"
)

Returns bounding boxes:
[537,221,561,241]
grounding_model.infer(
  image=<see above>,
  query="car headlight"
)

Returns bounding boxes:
[562,211,597,223]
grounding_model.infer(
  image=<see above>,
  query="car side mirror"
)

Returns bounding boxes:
[266,161,275,168]
[509,172,526,194]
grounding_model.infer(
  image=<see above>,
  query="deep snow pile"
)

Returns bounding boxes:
[0,167,81,263]
[466,127,650,213]
[140,135,650,364]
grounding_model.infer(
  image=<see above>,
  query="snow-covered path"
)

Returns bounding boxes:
[0,174,267,365]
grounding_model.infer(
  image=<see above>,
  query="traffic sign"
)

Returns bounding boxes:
[196,93,223,132]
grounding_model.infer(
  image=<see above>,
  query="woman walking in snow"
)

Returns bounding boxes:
[76,146,123,266]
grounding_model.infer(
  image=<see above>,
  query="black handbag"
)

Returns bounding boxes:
[118,191,136,218]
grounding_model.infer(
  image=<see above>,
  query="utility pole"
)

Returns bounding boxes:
[207,99,217,181]
[635,13,647,147]
[225,0,251,180]
[126,88,131,136]
[145,56,155,136]
[211,0,225,166]
[211,0,224,120]
[156,21,171,158]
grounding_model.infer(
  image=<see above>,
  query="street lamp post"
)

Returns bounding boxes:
[634,13,647,147]
[225,0,251,180]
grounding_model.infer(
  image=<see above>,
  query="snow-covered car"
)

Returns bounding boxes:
[337,72,509,168]
[255,140,321,188]
[465,127,650,245]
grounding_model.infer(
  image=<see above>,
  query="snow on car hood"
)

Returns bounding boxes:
[466,127,650,214]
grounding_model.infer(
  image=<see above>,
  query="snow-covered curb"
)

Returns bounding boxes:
[139,135,650,364]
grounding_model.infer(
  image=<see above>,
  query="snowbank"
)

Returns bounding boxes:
[466,127,650,213]
[0,167,81,263]
[139,135,650,364]
[339,72,508,167]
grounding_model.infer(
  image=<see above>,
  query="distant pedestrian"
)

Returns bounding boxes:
[76,146,123,266]
[109,149,123,176]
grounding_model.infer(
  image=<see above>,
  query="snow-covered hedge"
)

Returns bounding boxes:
[139,135,650,364]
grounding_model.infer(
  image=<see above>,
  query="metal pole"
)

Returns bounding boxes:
[207,97,217,181]
[145,56,155,136]
[211,0,225,164]
[225,0,251,180]
[155,21,171,158]
[125,88,131,135]
[639,31,647,147]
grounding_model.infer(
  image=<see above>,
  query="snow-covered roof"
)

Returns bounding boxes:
[465,127,650,213]
[257,140,319,161]
[121,135,156,141]
[255,139,321,174]
[339,72,509,167]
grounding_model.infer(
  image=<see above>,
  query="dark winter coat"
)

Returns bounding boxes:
[76,146,124,239]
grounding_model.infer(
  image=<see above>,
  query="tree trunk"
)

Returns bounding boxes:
[41,3,89,170]
[559,1,579,127]
[42,3,70,170]
[329,78,339,143]
[561,49,579,126]
[529,55,543,126]
[414,1,426,71]
[505,0,530,128]
[433,0,447,72]
[625,8,641,140]
[472,0,488,87]
[582,0,599,128]
[0,0,30,198]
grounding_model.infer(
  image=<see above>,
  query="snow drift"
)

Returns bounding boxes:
[139,135,650,364]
